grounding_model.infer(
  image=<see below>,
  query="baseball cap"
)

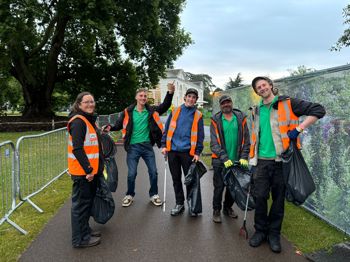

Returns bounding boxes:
[185,88,198,97]
[251,76,273,89]
[219,95,232,104]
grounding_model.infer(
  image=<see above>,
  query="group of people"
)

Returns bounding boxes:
[67,76,325,253]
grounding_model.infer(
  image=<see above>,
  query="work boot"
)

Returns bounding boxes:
[170,204,185,216]
[223,207,238,218]
[268,234,282,253]
[212,210,222,223]
[249,231,266,248]
[73,236,101,248]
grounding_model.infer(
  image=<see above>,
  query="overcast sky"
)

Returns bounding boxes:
[174,0,350,88]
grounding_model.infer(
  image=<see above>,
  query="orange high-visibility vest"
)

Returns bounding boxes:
[166,107,202,156]
[121,109,163,139]
[67,115,99,176]
[211,117,247,158]
[249,99,301,159]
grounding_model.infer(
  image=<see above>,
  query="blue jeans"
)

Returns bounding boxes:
[126,142,158,197]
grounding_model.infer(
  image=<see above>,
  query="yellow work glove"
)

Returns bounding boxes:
[239,159,249,169]
[224,160,234,168]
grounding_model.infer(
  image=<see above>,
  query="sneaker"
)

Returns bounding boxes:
[90,230,101,237]
[150,194,162,206]
[212,210,222,223]
[170,204,185,216]
[122,195,133,207]
[223,207,238,218]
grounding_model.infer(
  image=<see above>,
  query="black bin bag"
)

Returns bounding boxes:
[91,175,115,224]
[224,166,255,211]
[281,140,315,206]
[100,133,118,192]
[184,161,207,214]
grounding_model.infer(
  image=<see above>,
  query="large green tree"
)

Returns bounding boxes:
[0,0,192,118]
[225,73,243,90]
[332,4,350,50]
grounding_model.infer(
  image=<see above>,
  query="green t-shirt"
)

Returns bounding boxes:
[258,96,278,158]
[222,114,238,161]
[130,107,150,144]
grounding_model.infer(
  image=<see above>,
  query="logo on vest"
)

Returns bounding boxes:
[89,134,97,141]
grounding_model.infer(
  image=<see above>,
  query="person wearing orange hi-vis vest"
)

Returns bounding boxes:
[161,88,205,217]
[248,76,325,253]
[103,83,175,207]
[67,92,104,248]
[210,95,250,224]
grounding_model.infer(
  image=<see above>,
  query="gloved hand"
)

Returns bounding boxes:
[287,128,300,140]
[224,160,233,168]
[239,159,248,169]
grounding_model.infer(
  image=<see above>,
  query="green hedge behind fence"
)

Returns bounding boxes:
[213,64,350,235]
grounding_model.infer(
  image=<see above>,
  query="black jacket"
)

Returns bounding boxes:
[210,109,250,167]
[111,91,173,151]
[68,111,104,175]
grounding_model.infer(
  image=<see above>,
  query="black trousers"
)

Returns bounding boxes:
[212,166,234,211]
[71,175,98,246]
[168,151,193,205]
[252,160,285,236]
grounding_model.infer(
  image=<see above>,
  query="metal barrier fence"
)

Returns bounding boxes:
[97,112,122,142]
[16,127,68,214]
[0,141,26,234]
[97,112,120,127]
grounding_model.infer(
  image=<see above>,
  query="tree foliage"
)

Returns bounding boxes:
[0,0,192,117]
[332,4,350,51]
[287,65,316,76]
[225,73,243,90]
[0,77,23,114]
[185,72,215,107]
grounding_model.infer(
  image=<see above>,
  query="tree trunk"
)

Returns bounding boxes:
[22,86,54,119]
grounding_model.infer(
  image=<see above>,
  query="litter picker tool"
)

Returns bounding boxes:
[239,183,251,239]
[162,153,168,212]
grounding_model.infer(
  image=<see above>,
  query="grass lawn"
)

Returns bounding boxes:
[0,131,43,144]
[203,117,211,127]
[0,130,70,261]
[0,174,71,262]
[201,141,348,254]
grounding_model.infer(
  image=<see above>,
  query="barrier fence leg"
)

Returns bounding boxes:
[6,218,28,235]
[26,198,44,213]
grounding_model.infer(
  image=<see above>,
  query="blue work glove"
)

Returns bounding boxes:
[287,128,300,140]
[239,159,249,169]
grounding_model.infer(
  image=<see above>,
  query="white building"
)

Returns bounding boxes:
[156,69,206,107]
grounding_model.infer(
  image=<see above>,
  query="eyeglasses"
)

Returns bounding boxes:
[81,100,95,104]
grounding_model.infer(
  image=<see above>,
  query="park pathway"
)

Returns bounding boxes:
[19,146,306,262]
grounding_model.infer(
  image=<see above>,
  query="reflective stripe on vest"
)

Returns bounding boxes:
[121,109,164,139]
[122,109,129,139]
[211,117,247,159]
[249,99,301,159]
[166,107,202,156]
[67,115,99,176]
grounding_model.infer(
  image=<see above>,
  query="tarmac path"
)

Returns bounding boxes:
[19,145,306,262]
